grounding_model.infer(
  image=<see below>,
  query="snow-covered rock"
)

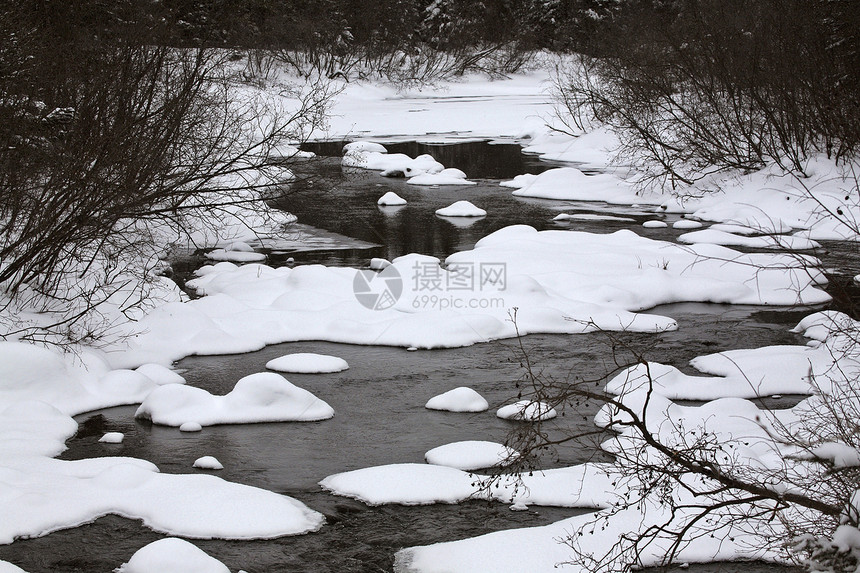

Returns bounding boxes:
[425,387,489,412]
[99,432,124,444]
[435,201,486,217]
[377,191,407,206]
[135,372,334,426]
[115,538,229,573]
[193,456,224,470]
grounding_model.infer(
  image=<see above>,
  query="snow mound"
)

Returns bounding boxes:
[99,432,124,444]
[425,387,489,412]
[134,363,186,386]
[642,220,668,228]
[409,168,475,186]
[135,372,334,426]
[510,167,649,205]
[320,463,478,505]
[265,353,349,373]
[678,229,820,250]
[343,142,443,177]
[553,213,634,222]
[377,191,407,206]
[496,400,557,421]
[204,243,267,263]
[425,441,518,471]
[672,219,703,230]
[193,456,224,470]
[115,538,229,573]
[435,201,487,217]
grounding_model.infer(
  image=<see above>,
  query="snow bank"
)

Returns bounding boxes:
[266,352,349,373]
[113,225,828,365]
[0,343,326,544]
[135,372,334,426]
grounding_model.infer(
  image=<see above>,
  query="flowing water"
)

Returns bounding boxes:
[0,141,821,572]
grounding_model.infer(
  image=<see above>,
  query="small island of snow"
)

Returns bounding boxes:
[425,387,489,412]
[265,353,349,374]
[435,201,487,217]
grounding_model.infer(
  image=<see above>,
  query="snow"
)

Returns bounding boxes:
[265,352,349,373]
[108,225,829,366]
[134,363,186,386]
[343,143,443,177]
[496,400,558,421]
[99,432,124,444]
[0,343,326,545]
[193,456,224,470]
[553,213,634,222]
[321,462,616,508]
[377,191,407,206]
[3,66,860,573]
[642,220,668,228]
[409,168,475,186]
[678,229,821,250]
[425,387,489,412]
[135,372,334,426]
[508,167,649,205]
[435,201,486,217]
[115,538,230,573]
[0,562,27,573]
[204,248,267,263]
[425,441,518,471]
[672,219,703,229]
[370,257,392,270]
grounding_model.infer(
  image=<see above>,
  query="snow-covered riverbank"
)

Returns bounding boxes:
[2,66,860,572]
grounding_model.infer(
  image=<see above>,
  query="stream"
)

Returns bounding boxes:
[0,140,822,572]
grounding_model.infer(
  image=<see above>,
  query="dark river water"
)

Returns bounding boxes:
[0,141,815,572]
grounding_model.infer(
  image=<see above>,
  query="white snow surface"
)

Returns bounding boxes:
[509,167,648,205]
[425,441,518,471]
[0,344,325,544]
[109,225,828,366]
[496,400,557,421]
[409,168,475,186]
[135,372,334,426]
[435,201,486,217]
[425,387,489,412]
[266,352,349,373]
[115,538,229,573]
[377,191,407,206]
[193,456,224,470]
[99,432,124,444]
